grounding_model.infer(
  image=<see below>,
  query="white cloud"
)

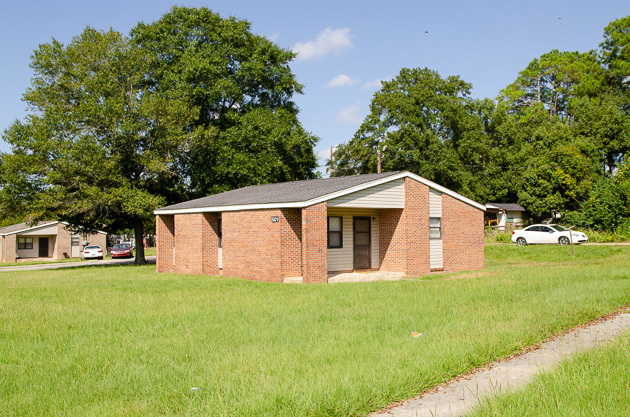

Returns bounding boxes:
[363,77,391,89]
[316,148,332,160]
[292,27,353,61]
[268,33,279,42]
[335,103,363,125]
[326,74,359,88]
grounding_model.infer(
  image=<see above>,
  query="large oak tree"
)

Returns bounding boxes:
[0,7,318,263]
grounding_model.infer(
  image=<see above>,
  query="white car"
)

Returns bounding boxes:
[81,245,104,260]
[511,224,588,246]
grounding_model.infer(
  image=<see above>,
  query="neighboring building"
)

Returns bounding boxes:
[154,171,486,283]
[0,221,107,263]
[485,203,527,228]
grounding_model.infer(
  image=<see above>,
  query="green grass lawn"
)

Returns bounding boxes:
[468,332,630,416]
[1,245,630,416]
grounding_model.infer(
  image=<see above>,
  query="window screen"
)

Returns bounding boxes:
[327,216,343,248]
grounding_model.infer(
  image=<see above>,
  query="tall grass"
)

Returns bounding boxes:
[1,246,630,416]
[468,332,630,416]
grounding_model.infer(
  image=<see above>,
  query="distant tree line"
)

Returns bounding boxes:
[329,16,630,231]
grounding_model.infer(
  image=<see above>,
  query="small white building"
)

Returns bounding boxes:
[485,203,527,229]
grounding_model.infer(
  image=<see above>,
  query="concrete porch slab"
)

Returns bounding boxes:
[16,257,57,263]
[327,270,406,283]
[283,271,407,284]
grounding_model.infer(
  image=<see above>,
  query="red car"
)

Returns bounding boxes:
[110,243,133,258]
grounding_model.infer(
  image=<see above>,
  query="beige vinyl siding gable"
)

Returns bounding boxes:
[327,208,379,271]
[429,189,442,218]
[429,189,443,269]
[18,224,59,236]
[328,179,404,208]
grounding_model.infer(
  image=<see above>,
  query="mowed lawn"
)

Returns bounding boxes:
[1,245,630,416]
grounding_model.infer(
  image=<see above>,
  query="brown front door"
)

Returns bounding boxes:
[353,217,371,270]
[39,237,49,257]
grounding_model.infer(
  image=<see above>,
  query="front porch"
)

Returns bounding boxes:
[284,270,407,284]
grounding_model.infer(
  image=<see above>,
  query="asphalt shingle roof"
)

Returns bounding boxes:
[487,203,527,212]
[160,172,404,210]
[0,220,58,235]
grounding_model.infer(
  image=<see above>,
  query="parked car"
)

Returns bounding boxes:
[110,243,133,258]
[511,224,589,246]
[81,245,104,260]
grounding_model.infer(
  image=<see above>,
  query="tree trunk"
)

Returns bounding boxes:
[134,223,147,265]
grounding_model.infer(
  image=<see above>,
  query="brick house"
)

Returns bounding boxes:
[0,221,107,263]
[154,171,485,283]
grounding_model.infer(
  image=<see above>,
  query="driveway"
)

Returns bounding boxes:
[0,256,156,272]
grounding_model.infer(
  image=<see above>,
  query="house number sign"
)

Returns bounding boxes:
[271,216,280,223]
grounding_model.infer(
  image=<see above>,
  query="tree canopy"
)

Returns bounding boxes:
[0,7,318,262]
[330,15,630,227]
[329,68,489,200]
[131,6,318,196]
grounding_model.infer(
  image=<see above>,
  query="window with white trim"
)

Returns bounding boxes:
[327,216,343,248]
[429,218,442,239]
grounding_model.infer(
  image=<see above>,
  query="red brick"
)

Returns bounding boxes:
[442,194,485,272]
[301,202,327,283]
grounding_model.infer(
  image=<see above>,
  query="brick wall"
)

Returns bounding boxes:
[2,235,16,263]
[405,178,431,275]
[56,224,72,260]
[156,214,175,272]
[55,225,107,259]
[378,178,430,275]
[301,202,327,283]
[173,213,209,275]
[222,209,285,282]
[378,209,407,272]
[442,194,485,272]
[87,232,107,256]
[280,208,302,278]
[201,213,220,276]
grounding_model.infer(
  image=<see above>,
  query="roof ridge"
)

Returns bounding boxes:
[236,171,404,191]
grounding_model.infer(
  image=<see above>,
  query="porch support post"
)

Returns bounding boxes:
[301,202,328,283]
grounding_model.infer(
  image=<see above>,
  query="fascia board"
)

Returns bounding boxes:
[0,221,61,236]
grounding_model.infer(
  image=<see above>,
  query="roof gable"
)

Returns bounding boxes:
[0,221,59,236]
[158,172,404,211]
[155,171,485,214]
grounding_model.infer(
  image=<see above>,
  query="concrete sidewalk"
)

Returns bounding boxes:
[372,311,630,417]
[0,256,156,272]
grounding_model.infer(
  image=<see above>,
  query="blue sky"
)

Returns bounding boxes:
[2,0,629,173]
